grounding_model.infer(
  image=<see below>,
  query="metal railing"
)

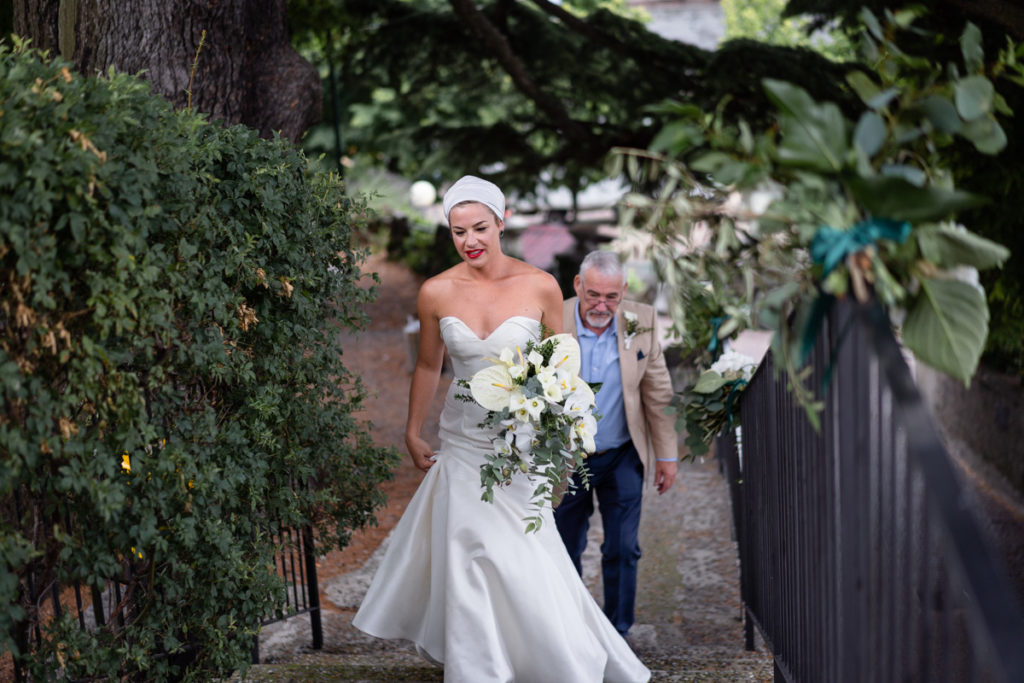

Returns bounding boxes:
[717,297,1024,682]
[252,522,323,663]
[4,491,322,678]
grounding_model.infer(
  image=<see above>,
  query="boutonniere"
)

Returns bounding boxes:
[622,310,651,350]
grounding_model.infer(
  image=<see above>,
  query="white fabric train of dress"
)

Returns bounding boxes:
[352,315,650,683]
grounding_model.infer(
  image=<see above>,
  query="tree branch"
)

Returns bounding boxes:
[447,0,595,146]
[527,0,632,55]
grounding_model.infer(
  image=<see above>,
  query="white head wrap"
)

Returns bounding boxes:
[442,175,505,223]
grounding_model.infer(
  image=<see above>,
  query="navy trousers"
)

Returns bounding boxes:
[554,440,644,636]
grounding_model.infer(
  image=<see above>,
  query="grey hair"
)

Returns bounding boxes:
[578,251,625,285]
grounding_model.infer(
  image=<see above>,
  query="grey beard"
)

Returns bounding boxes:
[585,311,613,329]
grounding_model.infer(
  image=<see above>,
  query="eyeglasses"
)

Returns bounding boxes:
[582,290,622,305]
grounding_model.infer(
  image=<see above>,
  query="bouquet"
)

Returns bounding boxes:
[459,333,599,532]
[673,349,757,457]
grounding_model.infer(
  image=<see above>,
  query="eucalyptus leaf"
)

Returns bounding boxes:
[690,151,732,174]
[867,87,901,111]
[879,163,926,186]
[916,225,1011,269]
[846,70,881,106]
[903,278,989,383]
[954,75,995,120]
[693,371,730,394]
[960,115,1008,154]
[847,175,988,222]
[853,111,886,158]
[914,95,962,134]
[650,120,702,156]
[961,22,984,73]
[860,7,884,41]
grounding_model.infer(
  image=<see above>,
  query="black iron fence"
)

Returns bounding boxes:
[718,297,1024,682]
[252,522,323,663]
[4,492,321,679]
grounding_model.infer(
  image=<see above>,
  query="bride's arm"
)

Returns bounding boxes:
[406,285,445,472]
[537,271,564,335]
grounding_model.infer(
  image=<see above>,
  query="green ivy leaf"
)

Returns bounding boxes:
[903,278,989,383]
[847,175,988,222]
[763,79,848,173]
[916,225,1011,270]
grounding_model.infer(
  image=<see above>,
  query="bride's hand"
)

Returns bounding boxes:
[406,434,437,472]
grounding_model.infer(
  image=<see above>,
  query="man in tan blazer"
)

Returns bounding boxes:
[555,250,678,638]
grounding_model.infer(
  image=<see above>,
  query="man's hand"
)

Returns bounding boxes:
[654,460,677,494]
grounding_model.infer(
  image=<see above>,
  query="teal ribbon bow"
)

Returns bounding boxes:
[707,315,729,358]
[810,218,911,276]
[724,378,748,428]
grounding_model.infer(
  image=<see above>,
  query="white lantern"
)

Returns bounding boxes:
[409,180,437,208]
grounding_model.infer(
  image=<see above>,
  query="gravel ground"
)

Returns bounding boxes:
[243,255,773,681]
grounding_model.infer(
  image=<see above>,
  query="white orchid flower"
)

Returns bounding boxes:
[504,419,536,452]
[524,396,546,421]
[564,382,596,416]
[572,414,597,453]
[527,349,544,371]
[543,380,563,403]
[509,389,528,413]
[499,347,516,366]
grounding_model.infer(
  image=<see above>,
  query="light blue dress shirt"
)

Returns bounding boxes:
[575,302,630,452]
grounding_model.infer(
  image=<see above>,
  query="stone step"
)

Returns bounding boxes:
[239,648,773,682]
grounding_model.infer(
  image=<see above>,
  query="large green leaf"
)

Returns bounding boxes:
[916,225,1011,270]
[763,79,848,173]
[903,278,989,383]
[847,175,988,222]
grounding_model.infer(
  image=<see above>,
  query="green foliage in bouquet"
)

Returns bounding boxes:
[0,40,397,680]
[613,8,1018,426]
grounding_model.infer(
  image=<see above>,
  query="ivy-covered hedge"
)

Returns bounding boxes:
[0,40,397,679]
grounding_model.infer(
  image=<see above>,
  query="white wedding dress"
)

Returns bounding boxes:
[353,315,650,683]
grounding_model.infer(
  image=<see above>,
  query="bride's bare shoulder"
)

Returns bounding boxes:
[418,264,464,302]
[513,259,559,291]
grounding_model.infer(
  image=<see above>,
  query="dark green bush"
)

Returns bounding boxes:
[0,39,397,680]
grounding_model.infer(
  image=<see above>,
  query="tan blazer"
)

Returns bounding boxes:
[563,298,678,483]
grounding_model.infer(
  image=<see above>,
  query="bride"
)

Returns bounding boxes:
[352,175,651,682]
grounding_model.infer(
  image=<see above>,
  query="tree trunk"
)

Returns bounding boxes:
[13,0,320,143]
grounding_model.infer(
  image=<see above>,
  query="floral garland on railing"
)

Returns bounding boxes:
[613,8,1018,440]
[672,350,757,457]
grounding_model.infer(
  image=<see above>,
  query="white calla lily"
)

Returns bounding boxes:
[547,334,581,376]
[469,364,516,411]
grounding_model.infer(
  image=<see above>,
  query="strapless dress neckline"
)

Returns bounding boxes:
[439,315,540,341]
